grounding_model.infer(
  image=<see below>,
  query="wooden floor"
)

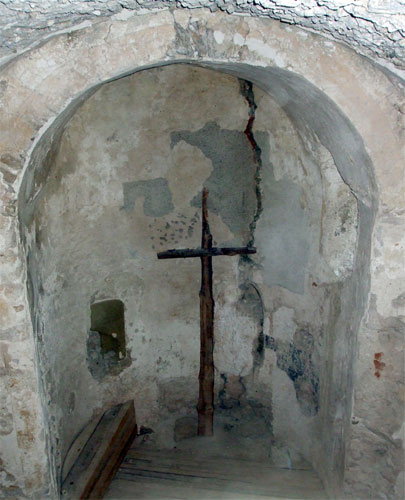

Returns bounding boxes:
[105,448,327,499]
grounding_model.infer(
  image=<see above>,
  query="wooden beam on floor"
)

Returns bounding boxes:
[61,400,137,500]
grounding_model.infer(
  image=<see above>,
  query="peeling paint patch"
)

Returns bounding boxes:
[233,33,245,46]
[255,169,311,294]
[87,328,131,381]
[0,381,14,436]
[218,373,245,409]
[171,121,266,244]
[237,282,265,370]
[392,292,405,309]
[0,459,24,498]
[173,19,215,57]
[213,30,224,44]
[374,352,386,378]
[122,178,174,217]
[267,328,319,416]
[245,38,286,68]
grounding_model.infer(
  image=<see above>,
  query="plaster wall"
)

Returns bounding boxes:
[0,1,404,74]
[0,9,403,500]
[20,62,359,490]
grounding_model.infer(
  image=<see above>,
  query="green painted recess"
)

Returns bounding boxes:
[90,300,126,360]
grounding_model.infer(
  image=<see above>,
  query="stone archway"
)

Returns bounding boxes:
[0,8,403,500]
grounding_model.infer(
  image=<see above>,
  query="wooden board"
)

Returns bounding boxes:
[61,400,137,499]
[106,448,327,500]
[62,414,101,483]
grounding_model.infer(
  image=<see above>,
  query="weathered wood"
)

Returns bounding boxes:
[157,247,256,259]
[106,449,327,500]
[124,448,312,473]
[89,415,137,500]
[198,188,214,436]
[156,188,257,437]
[61,400,137,500]
[62,415,101,483]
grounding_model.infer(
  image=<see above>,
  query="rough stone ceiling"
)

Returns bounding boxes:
[0,0,404,74]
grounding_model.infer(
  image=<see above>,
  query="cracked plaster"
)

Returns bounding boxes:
[0,8,403,500]
[22,65,353,491]
[0,1,404,76]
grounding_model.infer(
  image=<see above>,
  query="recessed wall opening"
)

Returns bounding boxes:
[91,300,126,359]
[19,60,377,499]
[87,299,128,380]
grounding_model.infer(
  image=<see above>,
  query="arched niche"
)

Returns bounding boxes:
[18,58,377,499]
[2,8,402,500]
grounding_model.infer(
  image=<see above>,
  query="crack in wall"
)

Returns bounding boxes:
[239,79,263,248]
[171,121,259,244]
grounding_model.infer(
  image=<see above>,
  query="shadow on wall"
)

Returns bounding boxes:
[18,61,377,500]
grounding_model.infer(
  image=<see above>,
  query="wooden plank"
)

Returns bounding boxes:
[63,406,122,496]
[120,457,321,487]
[114,449,326,499]
[108,447,326,500]
[106,476,278,500]
[62,415,101,482]
[61,400,137,499]
[157,247,256,259]
[197,187,214,436]
[125,448,312,472]
[115,469,271,497]
[114,469,324,499]
[88,413,138,499]
[79,404,133,498]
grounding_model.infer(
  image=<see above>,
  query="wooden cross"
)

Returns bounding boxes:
[157,188,256,436]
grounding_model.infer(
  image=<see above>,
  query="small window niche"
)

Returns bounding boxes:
[87,299,130,379]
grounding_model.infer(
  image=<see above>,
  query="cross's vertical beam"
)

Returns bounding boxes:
[197,188,214,436]
[157,189,256,437]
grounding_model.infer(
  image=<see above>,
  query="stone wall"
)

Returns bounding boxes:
[0,1,404,73]
[19,62,361,491]
[0,9,403,500]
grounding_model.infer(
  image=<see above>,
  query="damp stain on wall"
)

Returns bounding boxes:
[121,178,174,217]
[373,352,385,378]
[266,328,320,416]
[170,121,263,244]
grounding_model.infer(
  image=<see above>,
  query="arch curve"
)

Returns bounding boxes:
[0,8,403,500]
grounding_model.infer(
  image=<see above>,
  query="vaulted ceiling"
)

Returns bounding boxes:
[1,0,404,74]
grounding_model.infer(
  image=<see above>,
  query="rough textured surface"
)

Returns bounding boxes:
[0,8,403,500]
[106,447,326,499]
[0,0,404,74]
[20,63,358,495]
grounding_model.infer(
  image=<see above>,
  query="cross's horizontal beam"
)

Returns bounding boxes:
[157,247,256,260]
